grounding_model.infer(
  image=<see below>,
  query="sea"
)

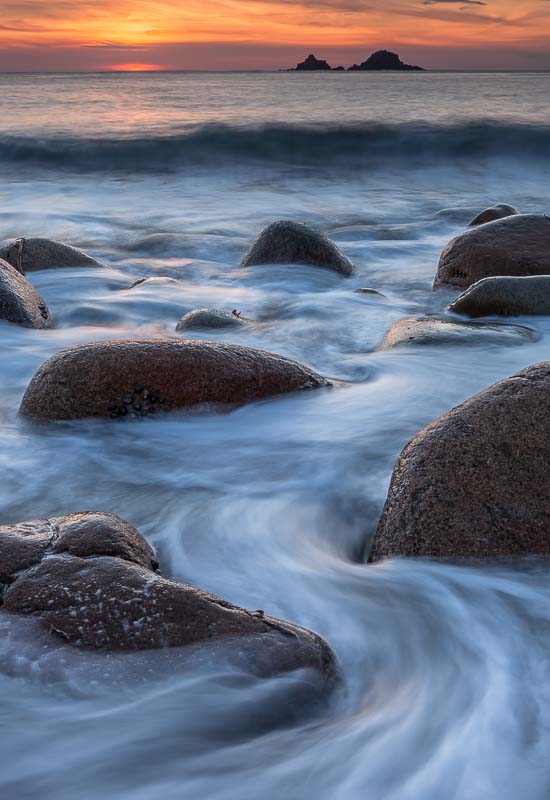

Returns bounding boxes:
[1,70,550,799]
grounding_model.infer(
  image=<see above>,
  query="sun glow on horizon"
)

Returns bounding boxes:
[103,63,164,72]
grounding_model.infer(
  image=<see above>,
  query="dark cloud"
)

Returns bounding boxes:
[422,0,486,5]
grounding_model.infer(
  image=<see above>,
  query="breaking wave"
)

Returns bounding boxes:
[2,121,550,173]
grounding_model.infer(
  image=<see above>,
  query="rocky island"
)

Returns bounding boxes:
[292,49,424,71]
[294,54,332,71]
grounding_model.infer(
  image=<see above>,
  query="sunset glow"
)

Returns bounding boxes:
[103,63,164,72]
[0,0,550,71]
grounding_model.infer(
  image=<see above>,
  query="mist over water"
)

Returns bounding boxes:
[1,71,550,799]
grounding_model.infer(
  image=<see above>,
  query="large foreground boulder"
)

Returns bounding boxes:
[468,203,519,227]
[433,214,550,290]
[19,338,328,422]
[241,221,353,276]
[378,315,536,350]
[0,512,335,681]
[369,363,550,562]
[0,238,104,273]
[0,259,51,328]
[449,276,550,318]
[176,308,252,332]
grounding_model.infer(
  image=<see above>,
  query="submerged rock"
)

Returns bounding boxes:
[433,214,550,290]
[125,276,182,290]
[0,512,335,682]
[378,315,536,350]
[433,207,476,225]
[468,203,520,227]
[449,275,550,318]
[0,258,51,328]
[354,287,386,297]
[369,363,550,562]
[18,338,329,422]
[0,238,104,273]
[176,308,252,331]
[241,221,353,276]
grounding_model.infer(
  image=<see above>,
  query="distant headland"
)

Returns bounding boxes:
[292,51,424,72]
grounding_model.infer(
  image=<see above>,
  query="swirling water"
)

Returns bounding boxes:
[1,71,550,799]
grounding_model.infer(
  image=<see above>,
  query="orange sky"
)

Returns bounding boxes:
[1,0,550,70]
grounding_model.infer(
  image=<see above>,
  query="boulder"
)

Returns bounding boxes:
[377,315,536,350]
[0,258,51,328]
[369,363,550,562]
[433,214,550,290]
[0,238,104,273]
[449,276,550,318]
[18,338,329,422]
[0,512,335,682]
[176,308,252,332]
[240,221,353,276]
[468,203,520,227]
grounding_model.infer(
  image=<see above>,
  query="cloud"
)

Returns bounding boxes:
[422,0,486,6]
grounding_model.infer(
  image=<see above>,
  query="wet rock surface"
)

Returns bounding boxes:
[449,275,550,318]
[241,221,354,276]
[0,258,51,328]
[433,214,550,290]
[468,203,520,227]
[369,363,550,562]
[0,238,104,273]
[0,512,336,681]
[176,308,252,331]
[378,315,537,350]
[18,338,329,422]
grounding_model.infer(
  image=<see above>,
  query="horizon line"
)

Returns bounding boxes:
[2,67,550,74]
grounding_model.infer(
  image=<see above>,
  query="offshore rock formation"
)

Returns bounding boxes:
[348,51,423,71]
[18,338,329,422]
[294,54,332,71]
[291,50,424,72]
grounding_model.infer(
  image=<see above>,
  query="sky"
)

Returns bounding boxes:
[0,0,550,71]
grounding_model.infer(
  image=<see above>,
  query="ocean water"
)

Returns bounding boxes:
[1,71,550,799]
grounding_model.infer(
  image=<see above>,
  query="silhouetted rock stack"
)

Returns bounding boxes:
[295,54,332,71]
[348,51,423,71]
[291,50,424,72]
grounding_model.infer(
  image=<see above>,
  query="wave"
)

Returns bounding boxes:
[1,121,550,172]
